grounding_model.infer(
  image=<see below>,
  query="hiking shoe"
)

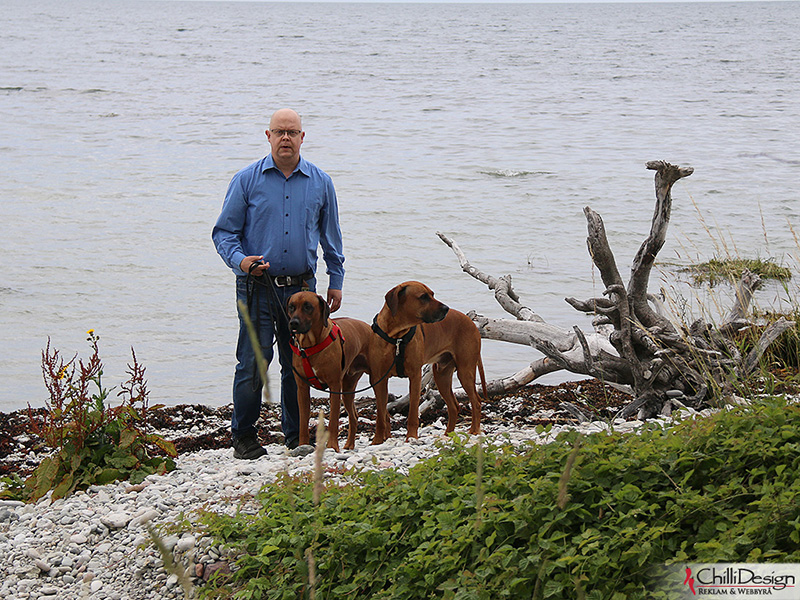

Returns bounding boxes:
[232,432,267,460]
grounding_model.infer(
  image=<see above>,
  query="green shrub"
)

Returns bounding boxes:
[199,398,800,599]
[2,331,177,503]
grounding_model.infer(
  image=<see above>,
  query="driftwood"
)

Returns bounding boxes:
[438,161,795,418]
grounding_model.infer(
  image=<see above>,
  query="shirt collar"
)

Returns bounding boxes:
[263,153,310,177]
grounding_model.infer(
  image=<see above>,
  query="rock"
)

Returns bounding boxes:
[0,500,25,508]
[100,512,132,529]
[129,509,160,528]
[24,548,41,560]
[203,561,232,581]
[162,535,180,552]
[175,535,196,553]
[289,444,315,457]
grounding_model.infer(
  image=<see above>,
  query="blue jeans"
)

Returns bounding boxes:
[231,275,315,446]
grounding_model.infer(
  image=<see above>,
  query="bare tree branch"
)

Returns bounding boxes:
[436,161,791,418]
[437,232,545,322]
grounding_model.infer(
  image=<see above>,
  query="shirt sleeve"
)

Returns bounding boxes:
[319,177,345,290]
[212,173,249,276]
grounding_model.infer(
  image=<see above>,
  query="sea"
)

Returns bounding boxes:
[2,0,799,413]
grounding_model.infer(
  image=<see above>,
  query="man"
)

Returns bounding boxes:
[212,108,344,459]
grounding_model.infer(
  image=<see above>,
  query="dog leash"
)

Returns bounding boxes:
[289,317,408,395]
[289,327,402,395]
[246,265,409,396]
[245,263,301,391]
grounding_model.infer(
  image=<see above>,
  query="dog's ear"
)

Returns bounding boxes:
[318,294,330,326]
[385,284,406,316]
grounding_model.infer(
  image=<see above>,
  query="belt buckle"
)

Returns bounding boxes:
[274,274,304,287]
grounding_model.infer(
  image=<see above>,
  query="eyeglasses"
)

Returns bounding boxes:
[270,129,302,138]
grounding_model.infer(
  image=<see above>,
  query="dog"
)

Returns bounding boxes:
[369,281,487,444]
[286,291,372,452]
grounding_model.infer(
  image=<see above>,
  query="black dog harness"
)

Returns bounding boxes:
[290,322,345,390]
[371,316,417,378]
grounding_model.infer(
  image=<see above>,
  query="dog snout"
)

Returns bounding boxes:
[435,303,449,321]
[423,302,449,324]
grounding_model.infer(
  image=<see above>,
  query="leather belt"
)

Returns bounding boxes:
[272,274,308,288]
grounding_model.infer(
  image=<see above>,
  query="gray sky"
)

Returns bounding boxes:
[166,0,771,3]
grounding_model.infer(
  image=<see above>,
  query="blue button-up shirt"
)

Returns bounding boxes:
[212,154,345,289]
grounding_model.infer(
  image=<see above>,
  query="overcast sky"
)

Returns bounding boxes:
[166,0,773,3]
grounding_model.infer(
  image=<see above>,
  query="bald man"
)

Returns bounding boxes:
[213,109,345,458]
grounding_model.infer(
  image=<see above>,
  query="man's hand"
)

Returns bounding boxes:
[327,289,342,313]
[240,256,270,276]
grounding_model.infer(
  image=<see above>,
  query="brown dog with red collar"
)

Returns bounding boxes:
[369,281,487,444]
[287,291,372,452]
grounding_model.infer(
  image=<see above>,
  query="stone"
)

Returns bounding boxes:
[70,533,88,545]
[129,509,160,528]
[24,548,41,560]
[175,535,196,553]
[0,499,25,508]
[34,559,52,573]
[203,561,232,581]
[100,512,131,529]
[289,444,315,458]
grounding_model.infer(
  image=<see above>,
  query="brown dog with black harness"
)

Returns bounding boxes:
[287,291,372,452]
[369,281,487,444]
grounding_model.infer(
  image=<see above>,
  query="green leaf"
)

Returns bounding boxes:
[94,468,121,485]
[146,434,178,457]
[118,427,138,450]
[51,473,74,501]
[28,456,61,502]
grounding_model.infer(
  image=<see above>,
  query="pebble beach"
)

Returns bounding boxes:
[1,381,679,600]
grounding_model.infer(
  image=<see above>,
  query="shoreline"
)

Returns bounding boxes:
[1,379,627,479]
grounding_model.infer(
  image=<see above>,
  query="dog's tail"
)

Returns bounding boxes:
[476,355,489,404]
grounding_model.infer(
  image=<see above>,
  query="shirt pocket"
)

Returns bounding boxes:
[303,183,325,233]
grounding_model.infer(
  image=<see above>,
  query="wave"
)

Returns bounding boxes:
[480,168,550,178]
[739,152,800,166]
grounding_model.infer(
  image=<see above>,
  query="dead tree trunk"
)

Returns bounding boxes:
[440,161,795,419]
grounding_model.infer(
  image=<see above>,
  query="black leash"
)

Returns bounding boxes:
[245,266,400,396]
[245,263,297,391]
[290,319,403,395]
